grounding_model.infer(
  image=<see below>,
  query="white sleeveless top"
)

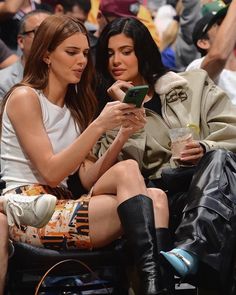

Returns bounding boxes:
[1,87,81,192]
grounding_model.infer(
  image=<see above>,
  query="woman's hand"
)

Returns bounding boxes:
[94,100,137,132]
[119,107,147,138]
[107,80,134,101]
[180,140,205,165]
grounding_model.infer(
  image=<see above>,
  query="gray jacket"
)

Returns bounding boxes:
[0,60,23,100]
[175,0,201,71]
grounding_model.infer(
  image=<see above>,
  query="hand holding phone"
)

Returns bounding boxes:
[123,85,149,108]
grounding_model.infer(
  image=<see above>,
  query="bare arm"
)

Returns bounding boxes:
[0,0,25,18]
[7,87,139,187]
[78,80,146,189]
[79,110,146,190]
[201,0,236,79]
[79,131,131,190]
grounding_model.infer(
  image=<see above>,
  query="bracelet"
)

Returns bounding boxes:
[173,15,180,22]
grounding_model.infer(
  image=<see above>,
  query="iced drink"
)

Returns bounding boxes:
[169,127,193,165]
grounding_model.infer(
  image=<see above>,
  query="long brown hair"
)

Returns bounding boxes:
[1,15,97,131]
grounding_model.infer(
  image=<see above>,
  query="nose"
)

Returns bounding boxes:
[77,52,87,65]
[112,52,121,65]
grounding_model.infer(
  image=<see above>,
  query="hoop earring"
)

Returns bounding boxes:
[75,84,78,94]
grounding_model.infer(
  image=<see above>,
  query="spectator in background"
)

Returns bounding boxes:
[93,0,161,48]
[154,1,177,40]
[138,2,161,47]
[0,9,51,100]
[155,0,182,71]
[53,0,95,30]
[0,39,18,69]
[200,0,226,15]
[146,0,166,18]
[54,0,90,21]
[174,0,201,72]
[87,0,99,25]
[0,0,28,19]
[187,0,236,105]
[0,0,51,52]
[51,0,97,61]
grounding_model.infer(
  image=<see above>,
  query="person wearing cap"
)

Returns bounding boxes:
[94,0,161,47]
[186,0,236,105]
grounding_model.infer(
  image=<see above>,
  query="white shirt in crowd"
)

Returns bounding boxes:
[186,57,236,105]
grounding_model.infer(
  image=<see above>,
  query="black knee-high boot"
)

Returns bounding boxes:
[117,195,167,295]
[156,228,172,253]
[156,228,175,294]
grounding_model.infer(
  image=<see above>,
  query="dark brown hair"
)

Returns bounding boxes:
[1,14,97,131]
[96,17,167,87]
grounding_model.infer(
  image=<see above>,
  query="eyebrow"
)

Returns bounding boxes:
[65,46,89,50]
[108,45,133,50]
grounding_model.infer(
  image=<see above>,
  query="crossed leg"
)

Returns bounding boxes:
[88,160,169,248]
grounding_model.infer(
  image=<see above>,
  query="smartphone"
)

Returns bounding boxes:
[123,85,149,108]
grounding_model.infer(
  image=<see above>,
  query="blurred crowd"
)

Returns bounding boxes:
[0,0,231,71]
[1,0,235,105]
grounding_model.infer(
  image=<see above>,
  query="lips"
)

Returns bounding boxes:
[112,69,125,76]
[74,69,83,73]
[73,69,83,78]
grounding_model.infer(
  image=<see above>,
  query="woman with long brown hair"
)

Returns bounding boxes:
[0,15,169,295]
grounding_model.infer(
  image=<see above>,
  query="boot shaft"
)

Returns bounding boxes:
[117,195,165,295]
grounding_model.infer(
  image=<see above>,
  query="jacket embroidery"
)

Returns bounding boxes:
[166,87,188,103]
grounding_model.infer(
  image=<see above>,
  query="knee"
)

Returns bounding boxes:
[114,160,141,180]
[148,188,168,212]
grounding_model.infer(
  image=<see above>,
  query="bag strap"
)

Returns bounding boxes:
[34,258,111,295]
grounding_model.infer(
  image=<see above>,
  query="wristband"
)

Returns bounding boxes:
[173,15,180,22]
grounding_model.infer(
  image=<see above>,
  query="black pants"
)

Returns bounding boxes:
[173,149,236,293]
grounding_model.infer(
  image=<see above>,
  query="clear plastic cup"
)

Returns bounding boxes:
[169,127,193,165]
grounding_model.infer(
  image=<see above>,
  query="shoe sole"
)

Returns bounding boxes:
[34,196,57,228]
